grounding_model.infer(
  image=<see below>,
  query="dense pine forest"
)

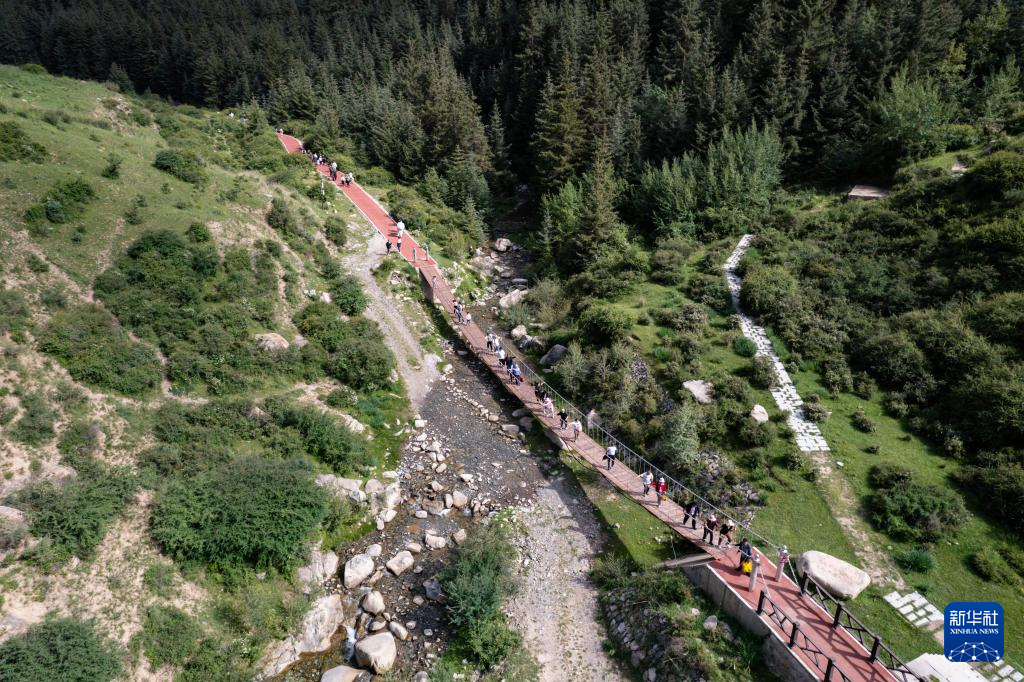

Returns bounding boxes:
[3,0,1023,184]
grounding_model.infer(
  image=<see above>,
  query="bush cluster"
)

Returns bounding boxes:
[0,619,123,682]
[38,305,162,397]
[150,457,327,576]
[867,465,966,542]
[153,149,208,185]
[24,178,96,226]
[0,120,46,161]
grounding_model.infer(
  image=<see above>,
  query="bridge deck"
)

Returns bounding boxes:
[276,132,898,682]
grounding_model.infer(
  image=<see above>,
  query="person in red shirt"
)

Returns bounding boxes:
[655,477,667,506]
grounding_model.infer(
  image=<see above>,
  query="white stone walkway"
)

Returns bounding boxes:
[883,590,944,630]
[979,661,1024,682]
[724,235,830,452]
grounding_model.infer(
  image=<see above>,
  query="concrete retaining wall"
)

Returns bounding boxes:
[684,564,822,682]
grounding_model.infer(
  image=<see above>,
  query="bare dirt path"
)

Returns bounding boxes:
[340,228,439,408]
[508,475,624,682]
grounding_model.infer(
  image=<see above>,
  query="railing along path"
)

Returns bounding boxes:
[275,131,922,682]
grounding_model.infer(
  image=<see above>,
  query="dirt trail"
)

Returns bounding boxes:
[508,476,624,682]
[341,228,439,408]
[809,452,905,589]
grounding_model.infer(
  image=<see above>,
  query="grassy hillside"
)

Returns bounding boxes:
[0,64,411,680]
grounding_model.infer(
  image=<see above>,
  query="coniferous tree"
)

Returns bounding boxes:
[532,60,586,189]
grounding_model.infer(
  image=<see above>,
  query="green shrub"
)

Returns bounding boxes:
[651,303,707,334]
[38,305,162,397]
[0,619,123,682]
[328,277,368,315]
[266,197,298,233]
[966,150,1024,199]
[739,420,776,446]
[868,463,914,489]
[143,562,177,598]
[441,522,516,631]
[970,547,1020,585]
[150,457,327,575]
[0,121,46,161]
[26,178,97,225]
[186,221,212,243]
[131,108,153,127]
[895,548,936,573]
[140,605,202,668]
[852,408,877,433]
[732,336,757,357]
[939,123,979,150]
[750,355,777,389]
[101,154,122,179]
[323,215,347,246]
[16,474,137,562]
[686,273,732,313]
[463,615,521,670]
[0,289,31,333]
[153,149,208,185]
[868,482,966,541]
[578,304,633,345]
[264,399,369,473]
[11,393,56,446]
[325,331,395,391]
[58,421,102,473]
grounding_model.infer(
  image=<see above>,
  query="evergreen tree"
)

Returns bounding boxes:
[532,60,585,188]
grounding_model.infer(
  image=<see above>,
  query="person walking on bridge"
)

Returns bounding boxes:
[737,538,754,573]
[683,500,700,529]
[570,418,582,442]
[640,470,653,496]
[655,477,667,506]
[718,518,735,548]
[542,396,554,417]
[603,444,617,470]
[396,220,405,239]
[558,408,568,430]
[702,514,718,544]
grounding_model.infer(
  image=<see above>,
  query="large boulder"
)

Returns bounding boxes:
[499,288,529,309]
[343,554,375,589]
[510,324,528,340]
[262,595,344,676]
[796,551,871,601]
[255,333,290,352]
[493,237,512,252]
[683,380,714,404]
[750,404,770,424]
[354,632,397,673]
[297,545,339,591]
[540,344,568,366]
[361,590,385,615]
[321,665,371,682]
[386,550,414,576]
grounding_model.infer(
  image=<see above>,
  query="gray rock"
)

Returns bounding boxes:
[296,545,339,591]
[423,578,444,601]
[500,424,520,435]
[388,621,409,641]
[320,665,369,682]
[361,590,385,615]
[683,380,714,404]
[452,529,468,545]
[796,550,871,600]
[343,554,375,589]
[540,344,568,366]
[262,595,344,676]
[493,237,512,252]
[386,550,414,577]
[511,324,528,340]
[703,615,718,630]
[750,404,770,424]
[365,543,382,557]
[499,288,529,309]
[405,542,423,554]
[424,532,447,550]
[451,490,469,508]
[354,632,397,673]
[255,332,289,352]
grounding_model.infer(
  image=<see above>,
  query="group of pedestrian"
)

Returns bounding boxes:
[454,300,471,325]
[639,471,668,505]
[305,150,353,186]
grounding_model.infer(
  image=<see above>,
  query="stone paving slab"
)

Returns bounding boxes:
[724,236,830,453]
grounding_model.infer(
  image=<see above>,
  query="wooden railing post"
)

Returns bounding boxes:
[832,602,844,629]
[789,622,801,648]
[824,659,835,682]
[757,590,767,615]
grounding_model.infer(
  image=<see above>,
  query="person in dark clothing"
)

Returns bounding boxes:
[702,514,718,544]
[682,500,700,529]
[737,538,753,572]
[558,409,569,429]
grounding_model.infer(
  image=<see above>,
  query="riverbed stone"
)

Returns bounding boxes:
[361,590,385,615]
[320,665,369,682]
[354,632,397,673]
[262,595,344,676]
[386,550,414,576]
[540,344,568,366]
[750,404,770,423]
[683,380,714,404]
[343,554,375,589]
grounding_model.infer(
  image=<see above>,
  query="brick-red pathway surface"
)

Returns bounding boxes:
[277,132,898,682]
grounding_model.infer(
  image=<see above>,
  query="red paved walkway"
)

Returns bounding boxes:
[276,132,900,682]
